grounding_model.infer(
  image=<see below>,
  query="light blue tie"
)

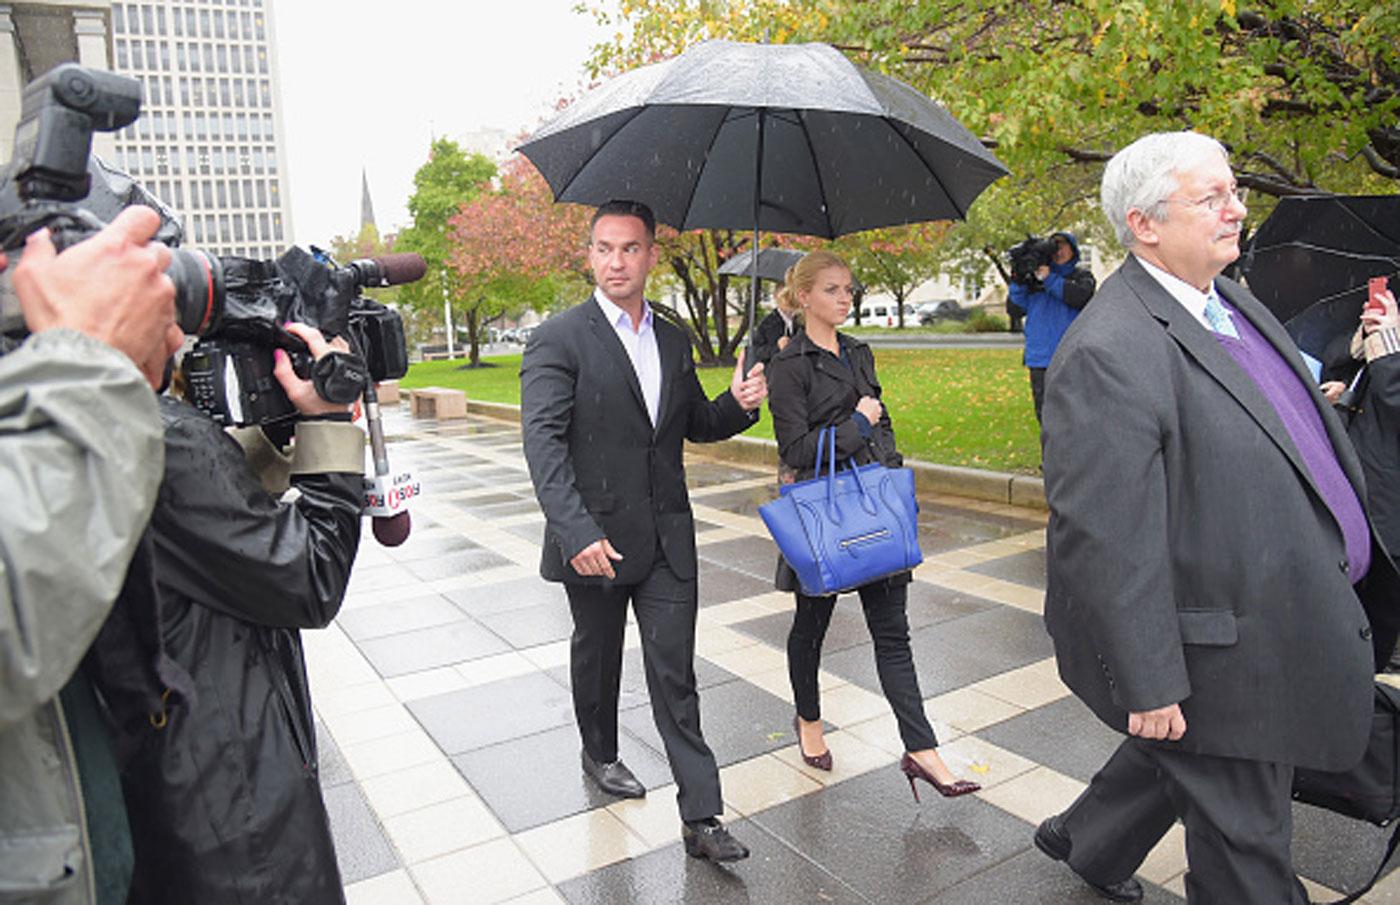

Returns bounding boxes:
[1203,289,1239,339]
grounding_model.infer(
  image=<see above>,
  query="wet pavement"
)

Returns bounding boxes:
[308,407,1400,904]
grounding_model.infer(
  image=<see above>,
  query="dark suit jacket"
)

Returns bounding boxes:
[521,297,757,586]
[750,309,796,369]
[1043,255,1400,772]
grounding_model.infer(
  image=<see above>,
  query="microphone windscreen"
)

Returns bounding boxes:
[372,254,427,286]
[371,511,411,547]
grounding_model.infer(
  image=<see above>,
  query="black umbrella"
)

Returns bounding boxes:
[718,247,866,291]
[518,39,1007,357]
[718,247,806,283]
[1241,195,1400,362]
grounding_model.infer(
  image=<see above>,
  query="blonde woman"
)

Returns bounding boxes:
[766,250,979,801]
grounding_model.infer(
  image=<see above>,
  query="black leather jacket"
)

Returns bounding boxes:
[88,398,363,905]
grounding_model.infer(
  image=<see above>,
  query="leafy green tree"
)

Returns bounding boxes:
[445,157,592,365]
[393,139,497,355]
[652,227,757,365]
[835,224,951,328]
[578,0,1399,274]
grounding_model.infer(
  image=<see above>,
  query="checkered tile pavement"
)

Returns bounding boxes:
[307,408,1400,904]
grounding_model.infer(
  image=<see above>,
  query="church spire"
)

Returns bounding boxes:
[359,168,376,231]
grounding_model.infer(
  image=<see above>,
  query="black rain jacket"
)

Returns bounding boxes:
[87,397,363,905]
[766,331,910,593]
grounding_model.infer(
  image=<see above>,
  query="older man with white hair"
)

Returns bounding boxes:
[1033,131,1400,903]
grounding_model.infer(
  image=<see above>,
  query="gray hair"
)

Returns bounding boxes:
[1100,132,1230,248]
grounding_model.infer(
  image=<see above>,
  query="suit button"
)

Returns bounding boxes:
[1339,559,1349,574]
[1362,626,1374,641]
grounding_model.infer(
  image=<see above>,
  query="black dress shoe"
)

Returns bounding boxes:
[1034,816,1144,902]
[682,818,750,862]
[580,751,646,799]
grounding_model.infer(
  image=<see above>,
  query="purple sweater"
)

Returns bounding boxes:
[1216,297,1371,581]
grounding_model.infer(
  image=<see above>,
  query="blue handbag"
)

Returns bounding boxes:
[759,426,922,596]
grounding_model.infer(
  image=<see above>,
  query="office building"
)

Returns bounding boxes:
[0,2,116,163]
[110,0,294,258]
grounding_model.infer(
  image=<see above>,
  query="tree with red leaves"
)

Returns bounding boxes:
[445,156,591,366]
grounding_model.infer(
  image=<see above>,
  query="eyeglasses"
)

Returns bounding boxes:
[1162,186,1246,214]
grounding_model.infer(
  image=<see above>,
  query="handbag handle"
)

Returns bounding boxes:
[818,425,881,520]
[820,426,841,521]
[847,451,880,515]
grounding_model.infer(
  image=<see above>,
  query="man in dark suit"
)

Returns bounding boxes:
[521,200,767,863]
[1034,132,1399,903]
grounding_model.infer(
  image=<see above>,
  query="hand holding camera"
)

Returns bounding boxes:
[1008,235,1061,289]
[273,323,354,416]
[12,206,181,387]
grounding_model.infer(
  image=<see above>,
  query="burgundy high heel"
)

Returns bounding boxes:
[793,716,833,771]
[899,752,979,802]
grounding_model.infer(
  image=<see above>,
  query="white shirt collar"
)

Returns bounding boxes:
[593,287,652,334]
[1133,255,1216,331]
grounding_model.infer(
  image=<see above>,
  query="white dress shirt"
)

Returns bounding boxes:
[594,288,662,427]
[1134,255,1218,331]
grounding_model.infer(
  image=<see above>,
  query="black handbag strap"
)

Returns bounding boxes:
[1323,820,1400,903]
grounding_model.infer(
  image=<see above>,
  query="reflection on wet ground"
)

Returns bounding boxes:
[312,410,1392,904]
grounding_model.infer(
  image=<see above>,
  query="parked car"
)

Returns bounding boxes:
[843,303,916,328]
[917,300,969,325]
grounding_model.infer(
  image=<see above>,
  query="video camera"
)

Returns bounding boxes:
[1007,235,1061,290]
[0,64,421,430]
[0,64,426,546]
[183,246,422,428]
[0,64,224,342]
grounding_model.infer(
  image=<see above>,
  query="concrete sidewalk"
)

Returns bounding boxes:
[307,407,1400,904]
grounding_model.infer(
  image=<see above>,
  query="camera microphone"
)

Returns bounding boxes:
[372,511,411,547]
[360,382,418,547]
[349,254,427,288]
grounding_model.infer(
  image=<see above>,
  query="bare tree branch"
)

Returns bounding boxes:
[1242,150,1307,186]
[1362,145,1400,179]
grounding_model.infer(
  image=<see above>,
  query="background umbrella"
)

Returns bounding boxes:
[718,247,866,291]
[1241,195,1400,364]
[518,39,1007,360]
[719,247,807,283]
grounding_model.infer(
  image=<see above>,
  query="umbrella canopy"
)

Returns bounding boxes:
[1242,195,1400,361]
[717,247,866,292]
[518,40,1007,240]
[718,247,807,282]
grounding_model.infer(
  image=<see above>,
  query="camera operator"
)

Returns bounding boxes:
[84,321,365,905]
[1,206,180,905]
[1007,231,1096,424]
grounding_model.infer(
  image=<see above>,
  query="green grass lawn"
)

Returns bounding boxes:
[401,348,1041,473]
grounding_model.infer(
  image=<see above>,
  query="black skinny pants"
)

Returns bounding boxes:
[787,579,938,751]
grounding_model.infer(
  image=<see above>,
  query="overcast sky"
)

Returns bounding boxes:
[269,0,612,246]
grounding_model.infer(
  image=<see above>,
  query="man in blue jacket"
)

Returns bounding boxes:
[1008,232,1096,422]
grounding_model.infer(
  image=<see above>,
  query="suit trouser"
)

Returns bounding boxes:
[1061,737,1306,905]
[564,559,723,822]
[788,580,938,751]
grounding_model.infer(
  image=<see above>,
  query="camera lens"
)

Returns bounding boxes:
[168,249,225,336]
